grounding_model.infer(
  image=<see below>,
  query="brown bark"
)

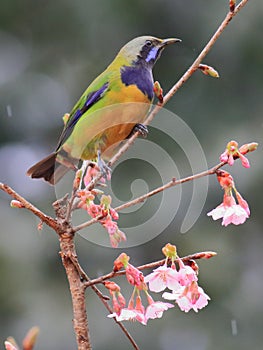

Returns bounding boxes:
[59,231,91,350]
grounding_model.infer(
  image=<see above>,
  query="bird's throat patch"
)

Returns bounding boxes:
[121,65,154,101]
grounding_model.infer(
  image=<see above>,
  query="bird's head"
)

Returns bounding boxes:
[118,36,181,68]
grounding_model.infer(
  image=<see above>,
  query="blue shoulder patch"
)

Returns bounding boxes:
[56,82,109,150]
[121,65,154,101]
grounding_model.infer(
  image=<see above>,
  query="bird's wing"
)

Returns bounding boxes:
[56,81,109,151]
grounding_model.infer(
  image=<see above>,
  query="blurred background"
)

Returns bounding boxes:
[0,0,262,349]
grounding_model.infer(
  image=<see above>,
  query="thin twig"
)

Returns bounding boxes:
[68,253,140,350]
[84,251,217,288]
[107,0,250,168]
[73,161,225,232]
[65,188,78,222]
[91,284,140,350]
[0,2,251,349]
[0,182,58,230]
[62,245,140,349]
[79,0,249,200]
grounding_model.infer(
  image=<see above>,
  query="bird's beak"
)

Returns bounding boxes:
[160,38,182,47]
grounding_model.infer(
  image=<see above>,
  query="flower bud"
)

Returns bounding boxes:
[117,292,126,309]
[126,264,144,287]
[10,200,25,208]
[113,252,130,271]
[73,169,82,190]
[100,194,112,208]
[216,170,234,189]
[153,81,164,103]
[229,0,236,12]
[104,281,121,293]
[162,243,177,259]
[198,64,219,78]
[235,191,250,216]
[239,142,258,155]
[4,341,18,350]
[193,251,217,259]
[22,326,40,350]
[110,208,119,220]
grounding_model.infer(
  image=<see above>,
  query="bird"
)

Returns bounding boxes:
[27,35,181,184]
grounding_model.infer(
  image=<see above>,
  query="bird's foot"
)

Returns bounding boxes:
[97,150,111,181]
[130,123,148,138]
[78,156,111,189]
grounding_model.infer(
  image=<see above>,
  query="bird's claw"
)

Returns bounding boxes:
[132,123,148,138]
[97,150,111,180]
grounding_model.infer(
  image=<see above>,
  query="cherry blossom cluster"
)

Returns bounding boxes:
[207,141,257,226]
[146,243,210,313]
[207,170,250,226]
[77,190,126,248]
[220,140,257,168]
[106,244,210,325]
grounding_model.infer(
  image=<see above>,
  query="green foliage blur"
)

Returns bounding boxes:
[0,1,262,349]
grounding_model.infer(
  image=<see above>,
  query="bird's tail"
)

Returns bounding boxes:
[27,152,70,185]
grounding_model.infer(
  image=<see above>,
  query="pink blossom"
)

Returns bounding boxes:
[108,308,146,325]
[83,163,100,187]
[239,154,250,168]
[207,193,249,226]
[4,342,18,350]
[144,264,180,292]
[102,216,118,235]
[109,229,126,248]
[162,287,184,301]
[207,203,227,221]
[135,295,145,314]
[104,281,120,293]
[112,293,121,315]
[220,150,234,166]
[117,292,126,309]
[126,264,144,287]
[110,208,119,220]
[111,292,126,315]
[236,191,250,216]
[219,140,251,168]
[221,205,249,226]
[10,200,25,208]
[217,170,235,190]
[219,150,229,163]
[87,202,101,218]
[176,283,210,313]
[145,301,174,321]
[219,141,238,166]
[113,252,130,271]
[109,296,147,325]
[176,260,198,286]
[163,282,210,313]
[239,142,258,155]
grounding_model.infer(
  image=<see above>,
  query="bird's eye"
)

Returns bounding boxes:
[145,40,152,47]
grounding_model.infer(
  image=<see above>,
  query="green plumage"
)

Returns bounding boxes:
[27,36,180,184]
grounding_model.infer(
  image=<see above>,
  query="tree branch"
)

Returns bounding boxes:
[59,231,91,349]
[0,182,58,230]
[0,2,251,349]
[90,284,140,350]
[107,0,250,168]
[73,161,225,232]
[84,251,217,288]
